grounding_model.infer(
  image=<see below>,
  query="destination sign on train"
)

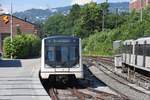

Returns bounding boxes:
[46,39,78,43]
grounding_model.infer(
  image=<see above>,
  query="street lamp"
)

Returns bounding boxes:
[115,8,119,28]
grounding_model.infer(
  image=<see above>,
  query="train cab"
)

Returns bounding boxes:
[40,36,83,80]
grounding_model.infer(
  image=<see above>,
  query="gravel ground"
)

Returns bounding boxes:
[89,64,150,100]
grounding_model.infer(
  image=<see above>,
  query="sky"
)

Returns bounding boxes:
[0,0,129,12]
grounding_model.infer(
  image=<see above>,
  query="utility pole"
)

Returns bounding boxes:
[0,3,3,54]
[115,8,119,28]
[10,0,13,59]
[140,0,143,22]
[90,0,94,3]
[102,0,108,31]
[102,10,105,31]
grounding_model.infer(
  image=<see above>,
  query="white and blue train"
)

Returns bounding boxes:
[40,36,83,80]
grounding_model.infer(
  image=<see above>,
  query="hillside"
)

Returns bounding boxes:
[13,6,71,23]
[109,2,129,12]
[13,2,129,23]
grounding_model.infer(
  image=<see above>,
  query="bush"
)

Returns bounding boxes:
[3,34,41,59]
[3,37,12,58]
[82,30,115,56]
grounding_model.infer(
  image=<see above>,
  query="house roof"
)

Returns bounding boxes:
[0,14,37,26]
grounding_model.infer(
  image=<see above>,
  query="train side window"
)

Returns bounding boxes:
[129,45,133,54]
[123,45,126,53]
[125,43,128,53]
[127,45,130,54]
[143,41,146,56]
[126,45,128,53]
[138,44,140,55]
[141,44,144,55]
[134,45,136,55]
[138,44,144,55]
[138,44,141,55]
[127,45,129,54]
[124,44,133,54]
[131,45,133,54]
[125,45,127,53]
[146,44,150,56]
[128,45,130,54]
[135,42,138,55]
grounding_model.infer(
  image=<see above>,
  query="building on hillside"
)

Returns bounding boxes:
[0,4,5,15]
[0,14,39,52]
[130,0,150,10]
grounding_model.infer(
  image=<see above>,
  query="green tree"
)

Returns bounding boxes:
[74,2,103,38]
[43,14,65,35]
[63,4,81,35]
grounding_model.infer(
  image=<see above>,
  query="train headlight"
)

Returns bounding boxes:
[45,64,52,68]
[73,64,79,68]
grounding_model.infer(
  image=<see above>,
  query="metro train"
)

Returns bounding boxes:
[40,36,83,80]
[122,37,150,72]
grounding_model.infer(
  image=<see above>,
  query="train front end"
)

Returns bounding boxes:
[40,36,83,80]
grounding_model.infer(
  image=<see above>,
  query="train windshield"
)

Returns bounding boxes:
[45,41,79,68]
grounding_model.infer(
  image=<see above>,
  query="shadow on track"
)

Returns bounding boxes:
[39,64,107,95]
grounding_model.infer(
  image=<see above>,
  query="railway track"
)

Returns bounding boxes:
[40,63,126,100]
[48,84,126,100]
[48,79,86,100]
[49,87,59,100]
[86,56,150,91]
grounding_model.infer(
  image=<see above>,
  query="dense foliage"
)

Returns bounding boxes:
[3,34,41,59]
[83,30,117,55]
[43,2,150,56]
[43,3,124,38]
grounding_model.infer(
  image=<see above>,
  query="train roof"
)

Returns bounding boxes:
[123,39,134,45]
[43,35,79,40]
[123,37,150,45]
[136,37,150,40]
[113,40,122,43]
[135,37,150,44]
